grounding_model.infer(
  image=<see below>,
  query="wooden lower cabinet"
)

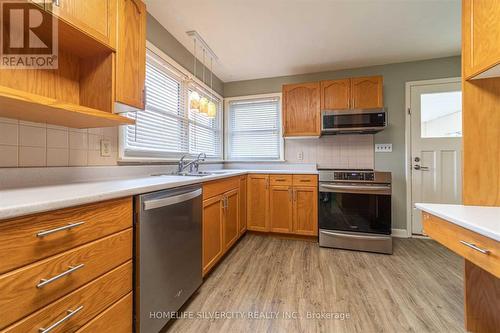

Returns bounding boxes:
[270,185,293,233]
[247,174,270,231]
[2,262,132,333]
[239,176,247,235]
[202,177,244,276]
[223,188,240,251]
[202,195,224,276]
[293,186,318,236]
[76,292,133,333]
[248,174,318,237]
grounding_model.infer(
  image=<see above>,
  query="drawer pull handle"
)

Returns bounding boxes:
[36,264,85,288]
[460,240,490,255]
[36,222,85,238]
[39,305,83,333]
[299,179,310,182]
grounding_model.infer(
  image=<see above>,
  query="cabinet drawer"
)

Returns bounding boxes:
[2,261,132,333]
[0,197,132,274]
[292,175,318,186]
[270,175,292,186]
[203,177,239,200]
[0,229,132,329]
[422,212,499,278]
[76,292,132,333]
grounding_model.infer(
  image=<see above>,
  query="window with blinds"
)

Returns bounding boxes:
[226,96,282,160]
[122,49,222,160]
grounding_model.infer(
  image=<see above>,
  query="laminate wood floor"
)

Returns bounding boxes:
[166,234,465,333]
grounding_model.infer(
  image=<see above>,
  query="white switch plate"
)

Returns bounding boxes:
[297,151,304,161]
[100,139,111,157]
[375,143,392,153]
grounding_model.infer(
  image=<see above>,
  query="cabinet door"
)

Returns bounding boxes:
[270,185,293,233]
[223,189,239,250]
[49,0,115,47]
[247,174,269,232]
[293,186,318,236]
[239,176,247,235]
[202,195,223,276]
[351,76,383,109]
[462,0,500,79]
[116,0,146,109]
[320,79,351,110]
[283,82,321,136]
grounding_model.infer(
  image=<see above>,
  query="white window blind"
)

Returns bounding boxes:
[226,96,282,160]
[122,49,222,160]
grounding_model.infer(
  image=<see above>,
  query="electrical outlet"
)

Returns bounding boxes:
[100,139,111,157]
[297,151,304,161]
[375,143,392,153]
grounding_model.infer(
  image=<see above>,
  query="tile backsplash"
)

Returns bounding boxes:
[285,135,374,169]
[0,117,118,167]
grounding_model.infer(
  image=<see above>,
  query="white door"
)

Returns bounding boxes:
[410,80,462,235]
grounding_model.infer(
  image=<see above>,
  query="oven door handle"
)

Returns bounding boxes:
[319,184,391,192]
[320,230,391,241]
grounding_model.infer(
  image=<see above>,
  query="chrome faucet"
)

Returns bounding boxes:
[178,153,207,174]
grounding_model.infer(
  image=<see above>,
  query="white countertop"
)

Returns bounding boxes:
[415,203,500,242]
[0,169,317,220]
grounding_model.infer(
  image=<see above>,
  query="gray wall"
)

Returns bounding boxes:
[224,56,461,230]
[147,14,224,96]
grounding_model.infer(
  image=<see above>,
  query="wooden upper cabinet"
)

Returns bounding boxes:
[283,82,321,137]
[351,76,383,109]
[116,0,147,110]
[293,186,318,236]
[247,174,270,232]
[463,0,500,79]
[48,0,116,47]
[320,79,351,110]
[223,189,239,251]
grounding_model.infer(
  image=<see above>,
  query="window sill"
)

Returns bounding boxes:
[118,157,224,164]
[224,160,286,163]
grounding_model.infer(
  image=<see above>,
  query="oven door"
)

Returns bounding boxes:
[318,183,391,235]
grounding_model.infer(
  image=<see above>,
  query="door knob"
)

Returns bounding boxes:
[414,165,429,171]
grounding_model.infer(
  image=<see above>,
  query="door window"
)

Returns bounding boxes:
[420,91,462,138]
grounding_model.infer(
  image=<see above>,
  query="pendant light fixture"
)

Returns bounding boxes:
[186,31,218,117]
[207,56,217,118]
[189,38,200,110]
[199,48,209,114]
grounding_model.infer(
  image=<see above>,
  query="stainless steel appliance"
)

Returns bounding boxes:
[135,185,202,333]
[321,109,387,134]
[318,169,392,254]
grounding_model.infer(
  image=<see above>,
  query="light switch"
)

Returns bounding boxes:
[297,151,304,161]
[375,143,392,153]
[100,139,111,157]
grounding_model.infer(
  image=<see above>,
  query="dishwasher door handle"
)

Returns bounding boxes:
[143,189,202,210]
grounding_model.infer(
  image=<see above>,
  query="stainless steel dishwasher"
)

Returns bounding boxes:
[135,185,202,333]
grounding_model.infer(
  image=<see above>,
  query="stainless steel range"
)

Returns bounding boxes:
[318,169,392,254]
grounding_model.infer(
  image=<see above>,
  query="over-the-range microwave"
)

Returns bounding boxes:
[321,109,387,135]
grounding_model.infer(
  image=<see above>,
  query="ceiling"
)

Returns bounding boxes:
[146,0,461,82]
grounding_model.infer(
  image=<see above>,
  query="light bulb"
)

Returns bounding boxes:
[199,97,209,114]
[207,101,216,118]
[190,91,200,110]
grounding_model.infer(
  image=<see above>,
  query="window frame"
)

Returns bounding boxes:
[224,93,284,162]
[119,41,224,163]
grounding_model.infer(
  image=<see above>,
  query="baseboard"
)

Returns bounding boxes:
[392,228,410,238]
